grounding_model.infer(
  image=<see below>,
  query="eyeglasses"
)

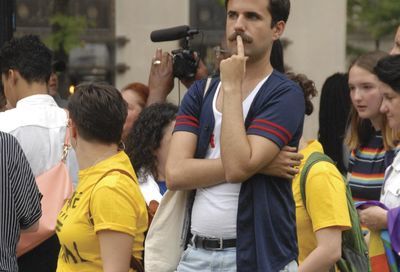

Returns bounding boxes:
[213,46,229,59]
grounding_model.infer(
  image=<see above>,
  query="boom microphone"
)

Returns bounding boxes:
[150,25,198,42]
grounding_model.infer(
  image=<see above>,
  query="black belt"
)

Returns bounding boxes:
[191,235,236,250]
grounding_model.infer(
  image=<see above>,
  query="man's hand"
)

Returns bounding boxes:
[358,206,388,231]
[220,35,247,93]
[147,48,174,105]
[260,146,303,179]
[220,34,281,183]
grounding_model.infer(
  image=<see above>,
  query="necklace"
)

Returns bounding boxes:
[88,149,118,168]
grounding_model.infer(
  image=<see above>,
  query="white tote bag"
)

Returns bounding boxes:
[144,189,192,272]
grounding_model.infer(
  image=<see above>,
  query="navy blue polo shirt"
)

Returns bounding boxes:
[174,70,305,271]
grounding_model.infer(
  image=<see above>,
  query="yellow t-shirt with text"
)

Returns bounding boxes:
[293,140,351,264]
[56,151,148,272]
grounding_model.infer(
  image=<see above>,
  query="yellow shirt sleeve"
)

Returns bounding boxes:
[90,172,142,236]
[305,161,351,232]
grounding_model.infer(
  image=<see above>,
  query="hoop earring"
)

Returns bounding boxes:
[118,140,126,151]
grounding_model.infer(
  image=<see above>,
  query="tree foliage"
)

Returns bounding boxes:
[348,0,400,41]
[45,14,87,53]
[216,0,225,7]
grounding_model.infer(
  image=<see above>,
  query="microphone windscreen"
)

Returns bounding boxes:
[150,25,190,42]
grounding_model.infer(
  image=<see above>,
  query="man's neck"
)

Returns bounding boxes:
[241,55,273,95]
[246,52,273,80]
[16,81,48,102]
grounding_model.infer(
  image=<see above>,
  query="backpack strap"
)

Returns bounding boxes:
[299,152,339,272]
[299,152,371,272]
[299,152,335,210]
[88,168,135,223]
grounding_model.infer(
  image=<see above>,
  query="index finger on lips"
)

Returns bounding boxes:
[236,35,244,57]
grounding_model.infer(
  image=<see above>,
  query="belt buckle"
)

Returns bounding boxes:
[216,237,224,250]
[204,237,224,251]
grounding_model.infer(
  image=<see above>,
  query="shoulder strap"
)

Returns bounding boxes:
[87,168,144,272]
[299,152,335,210]
[61,109,71,162]
[88,169,135,224]
[203,76,213,98]
[300,152,370,271]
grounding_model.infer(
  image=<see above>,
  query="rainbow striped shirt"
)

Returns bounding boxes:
[348,131,386,200]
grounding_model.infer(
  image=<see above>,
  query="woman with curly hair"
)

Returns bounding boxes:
[126,103,178,208]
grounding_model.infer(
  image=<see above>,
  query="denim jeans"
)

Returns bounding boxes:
[177,245,236,272]
[177,244,298,272]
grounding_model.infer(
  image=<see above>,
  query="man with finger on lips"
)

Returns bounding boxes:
[166,0,305,271]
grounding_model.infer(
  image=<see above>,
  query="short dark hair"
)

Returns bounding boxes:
[225,0,291,27]
[0,35,52,83]
[125,103,178,181]
[0,79,6,110]
[374,54,400,93]
[68,82,127,144]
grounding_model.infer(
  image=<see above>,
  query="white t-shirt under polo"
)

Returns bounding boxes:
[191,76,269,239]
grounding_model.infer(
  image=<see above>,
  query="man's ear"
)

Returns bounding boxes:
[272,21,286,41]
[5,69,20,86]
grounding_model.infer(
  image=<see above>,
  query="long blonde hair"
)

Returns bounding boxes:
[345,51,396,150]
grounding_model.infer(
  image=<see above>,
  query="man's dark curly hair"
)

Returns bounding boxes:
[126,103,178,181]
[0,35,52,83]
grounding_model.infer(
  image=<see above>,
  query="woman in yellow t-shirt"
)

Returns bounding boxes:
[265,73,352,271]
[56,83,148,272]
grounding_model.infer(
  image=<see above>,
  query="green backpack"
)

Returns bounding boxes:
[299,152,371,272]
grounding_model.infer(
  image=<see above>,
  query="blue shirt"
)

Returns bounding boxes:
[157,181,167,195]
[174,71,305,271]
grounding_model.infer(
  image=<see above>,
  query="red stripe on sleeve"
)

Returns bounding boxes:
[176,115,199,124]
[252,119,292,140]
[249,125,288,145]
[175,121,200,128]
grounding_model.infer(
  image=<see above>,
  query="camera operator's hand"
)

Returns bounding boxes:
[147,48,174,106]
[180,58,209,89]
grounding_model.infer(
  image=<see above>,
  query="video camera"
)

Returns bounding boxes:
[150,25,200,80]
